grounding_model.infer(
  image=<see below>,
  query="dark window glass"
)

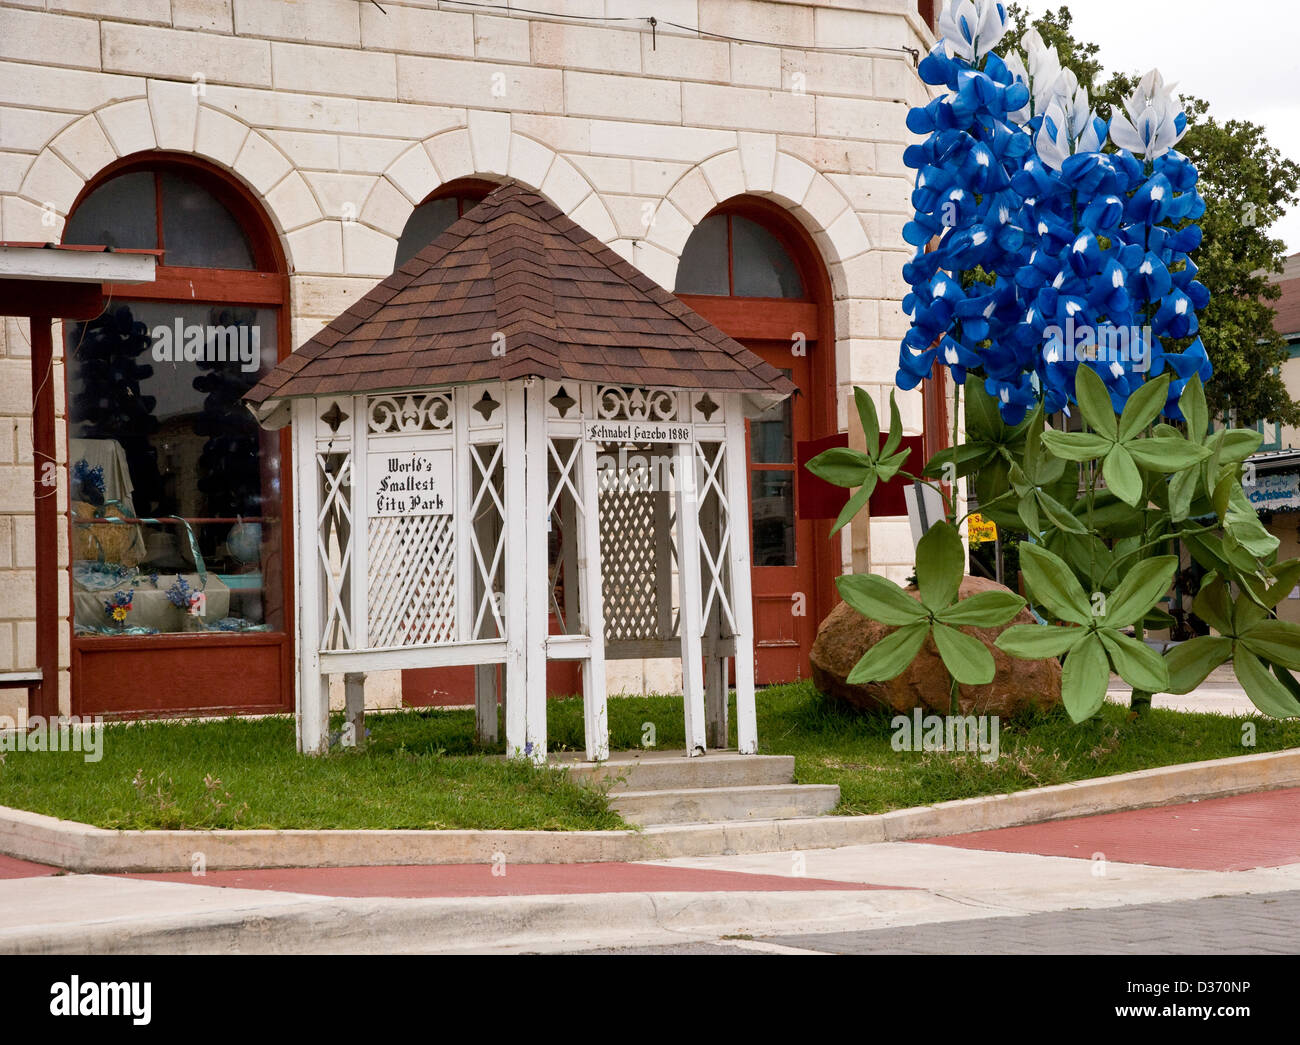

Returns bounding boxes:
[394,197,464,269]
[749,372,794,464]
[674,214,729,295]
[160,172,255,270]
[64,170,257,270]
[731,215,804,298]
[751,470,796,566]
[675,213,805,299]
[66,302,284,636]
[63,171,157,250]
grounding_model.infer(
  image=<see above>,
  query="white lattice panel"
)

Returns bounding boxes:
[367,514,456,647]
[600,484,668,641]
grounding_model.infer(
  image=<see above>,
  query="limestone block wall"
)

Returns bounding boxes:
[0,0,935,709]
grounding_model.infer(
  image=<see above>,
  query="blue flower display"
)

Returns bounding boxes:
[899,6,1212,424]
[72,459,106,506]
[165,575,196,609]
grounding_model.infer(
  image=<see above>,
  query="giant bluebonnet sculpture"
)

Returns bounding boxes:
[901,8,1211,426]
[808,0,1300,723]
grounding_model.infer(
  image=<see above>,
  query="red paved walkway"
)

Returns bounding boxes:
[0,853,56,879]
[125,863,897,898]
[925,788,1300,871]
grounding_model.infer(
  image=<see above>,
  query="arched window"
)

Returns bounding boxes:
[675,212,806,299]
[65,168,259,269]
[62,156,291,715]
[393,179,495,270]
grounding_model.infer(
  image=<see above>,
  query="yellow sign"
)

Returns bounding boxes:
[968,513,997,545]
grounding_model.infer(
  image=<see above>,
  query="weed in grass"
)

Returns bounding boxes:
[130,768,180,826]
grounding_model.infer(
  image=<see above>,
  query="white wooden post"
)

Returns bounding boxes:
[293,398,329,755]
[453,388,474,646]
[475,664,499,743]
[578,428,608,761]
[674,440,707,755]
[348,397,368,651]
[724,399,759,754]
[503,381,529,759]
[523,378,549,763]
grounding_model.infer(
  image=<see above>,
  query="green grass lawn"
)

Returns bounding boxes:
[1,682,1296,829]
[0,712,622,831]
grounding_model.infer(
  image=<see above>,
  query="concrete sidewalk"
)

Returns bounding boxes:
[2,788,1298,954]
[1105,664,1257,716]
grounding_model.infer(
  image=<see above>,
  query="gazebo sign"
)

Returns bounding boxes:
[247,184,794,763]
[368,449,453,516]
[583,419,692,444]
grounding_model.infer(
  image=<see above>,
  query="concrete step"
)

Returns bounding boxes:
[561,750,796,793]
[610,783,841,827]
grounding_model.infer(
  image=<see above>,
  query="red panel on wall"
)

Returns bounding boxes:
[869,435,926,518]
[75,638,288,718]
[401,663,584,708]
[794,433,926,520]
[795,433,849,520]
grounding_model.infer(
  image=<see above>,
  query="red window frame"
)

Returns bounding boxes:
[62,153,295,719]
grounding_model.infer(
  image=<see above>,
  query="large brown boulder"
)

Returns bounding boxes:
[810,575,1062,717]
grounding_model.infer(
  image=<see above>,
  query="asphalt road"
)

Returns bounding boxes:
[572,890,1300,954]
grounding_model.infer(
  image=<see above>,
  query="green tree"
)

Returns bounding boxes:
[1006,4,1300,428]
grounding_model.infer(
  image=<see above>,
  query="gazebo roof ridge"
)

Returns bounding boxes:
[247,181,796,409]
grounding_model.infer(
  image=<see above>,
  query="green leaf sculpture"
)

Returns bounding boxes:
[1163,575,1300,717]
[1008,406,1085,537]
[924,382,1031,514]
[805,387,911,536]
[996,543,1177,722]
[835,521,1025,686]
[1041,368,1211,507]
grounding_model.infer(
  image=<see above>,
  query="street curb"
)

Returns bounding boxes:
[0,889,979,955]
[2,747,1297,873]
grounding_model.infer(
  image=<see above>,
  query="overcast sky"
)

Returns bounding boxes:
[1016,0,1300,258]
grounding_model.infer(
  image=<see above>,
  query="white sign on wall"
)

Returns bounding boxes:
[367,449,453,517]
[1245,470,1300,513]
[584,420,693,444]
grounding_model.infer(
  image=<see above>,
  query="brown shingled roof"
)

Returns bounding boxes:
[248,182,796,405]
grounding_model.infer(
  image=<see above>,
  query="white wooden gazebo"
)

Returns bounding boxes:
[248,184,794,762]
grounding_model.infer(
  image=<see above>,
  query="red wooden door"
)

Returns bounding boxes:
[744,343,818,683]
